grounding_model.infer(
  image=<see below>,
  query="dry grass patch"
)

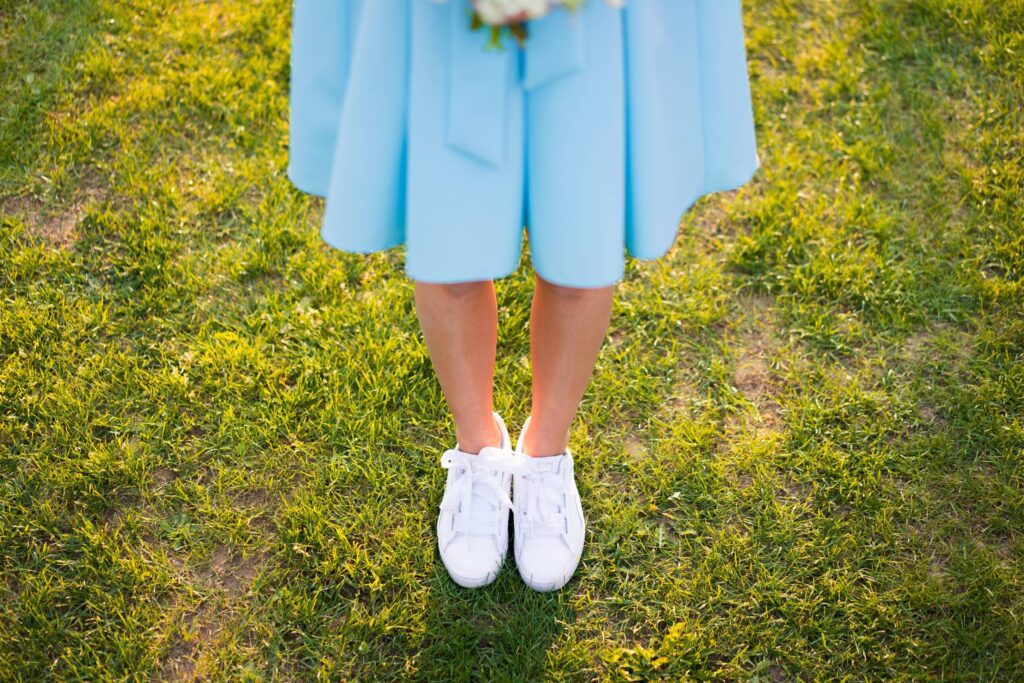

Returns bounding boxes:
[2,175,107,249]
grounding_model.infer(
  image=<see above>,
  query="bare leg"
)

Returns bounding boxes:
[413,280,502,454]
[523,274,615,457]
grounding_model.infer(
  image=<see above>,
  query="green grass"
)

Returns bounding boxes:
[1,0,1022,679]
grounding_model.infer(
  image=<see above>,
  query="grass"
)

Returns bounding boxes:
[1,0,1022,679]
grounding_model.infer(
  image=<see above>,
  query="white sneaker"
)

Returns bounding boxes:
[436,411,520,588]
[512,417,586,592]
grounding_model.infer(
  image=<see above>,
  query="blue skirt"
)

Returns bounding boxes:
[288,0,760,288]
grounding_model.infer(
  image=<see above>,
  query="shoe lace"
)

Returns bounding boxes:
[519,458,569,539]
[439,446,522,537]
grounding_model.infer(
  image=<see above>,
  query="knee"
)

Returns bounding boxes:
[414,279,491,300]
[536,274,614,302]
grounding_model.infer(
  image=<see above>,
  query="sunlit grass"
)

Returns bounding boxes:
[1,0,1022,679]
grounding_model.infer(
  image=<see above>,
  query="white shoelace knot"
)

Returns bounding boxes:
[439,446,522,538]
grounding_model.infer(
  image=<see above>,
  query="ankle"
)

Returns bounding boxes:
[520,418,569,457]
[455,416,502,454]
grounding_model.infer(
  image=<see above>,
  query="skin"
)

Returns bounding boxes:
[413,274,615,457]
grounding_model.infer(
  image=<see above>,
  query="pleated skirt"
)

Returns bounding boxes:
[288,0,760,287]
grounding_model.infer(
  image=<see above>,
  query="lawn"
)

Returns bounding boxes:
[1,0,1022,680]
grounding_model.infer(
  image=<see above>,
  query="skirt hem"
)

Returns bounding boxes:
[301,155,761,288]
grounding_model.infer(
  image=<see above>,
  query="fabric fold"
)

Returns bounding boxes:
[446,0,588,168]
[522,6,587,90]
[445,1,511,167]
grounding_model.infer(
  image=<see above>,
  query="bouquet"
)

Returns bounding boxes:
[435,0,624,47]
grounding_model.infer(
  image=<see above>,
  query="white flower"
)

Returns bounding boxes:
[432,0,624,27]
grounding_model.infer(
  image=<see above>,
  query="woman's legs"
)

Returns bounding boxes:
[522,274,615,457]
[413,280,502,454]
[414,275,614,457]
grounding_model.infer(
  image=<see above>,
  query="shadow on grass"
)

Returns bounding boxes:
[0,0,104,179]
[416,551,576,680]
